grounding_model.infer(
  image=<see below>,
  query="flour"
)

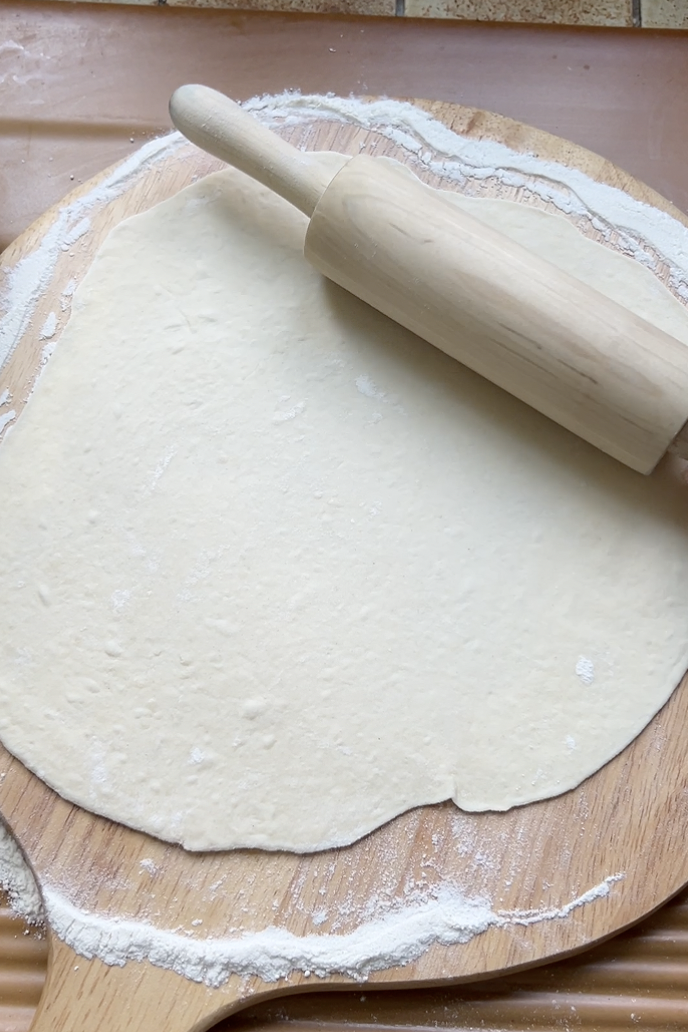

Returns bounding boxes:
[0,387,15,434]
[576,656,596,685]
[3,92,687,377]
[61,218,91,251]
[39,873,622,986]
[244,93,688,302]
[0,410,15,435]
[355,374,385,400]
[0,133,184,372]
[39,312,57,340]
[0,822,43,925]
[60,279,76,313]
[0,813,623,984]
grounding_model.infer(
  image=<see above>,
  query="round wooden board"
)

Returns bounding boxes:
[2,99,688,1032]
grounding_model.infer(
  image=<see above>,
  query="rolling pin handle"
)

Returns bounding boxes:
[169,85,334,217]
[170,86,688,474]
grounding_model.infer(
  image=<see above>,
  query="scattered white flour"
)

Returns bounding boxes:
[60,279,76,313]
[0,819,623,984]
[39,311,57,340]
[0,132,184,371]
[0,410,15,435]
[40,343,56,365]
[39,874,622,986]
[245,93,688,301]
[61,217,91,250]
[273,399,306,423]
[576,656,596,686]
[0,388,15,434]
[147,444,177,492]
[355,374,385,400]
[111,589,131,614]
[3,91,688,380]
[0,823,43,925]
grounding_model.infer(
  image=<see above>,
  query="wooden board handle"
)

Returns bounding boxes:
[29,936,237,1032]
[169,84,334,217]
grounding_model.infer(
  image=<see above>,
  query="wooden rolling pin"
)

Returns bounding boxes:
[170,84,688,474]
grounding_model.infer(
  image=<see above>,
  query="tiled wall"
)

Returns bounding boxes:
[405,1,635,24]
[641,0,688,25]
[50,0,688,28]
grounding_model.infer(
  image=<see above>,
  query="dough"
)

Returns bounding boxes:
[2,159,688,852]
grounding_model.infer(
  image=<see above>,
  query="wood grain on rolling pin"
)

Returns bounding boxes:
[306,153,688,473]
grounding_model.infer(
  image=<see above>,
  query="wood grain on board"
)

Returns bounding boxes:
[2,101,688,1032]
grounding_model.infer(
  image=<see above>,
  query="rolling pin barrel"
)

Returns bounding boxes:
[306,156,688,473]
[170,84,688,474]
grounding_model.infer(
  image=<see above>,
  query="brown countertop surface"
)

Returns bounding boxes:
[1,1,688,252]
[2,4,688,1030]
[20,0,688,31]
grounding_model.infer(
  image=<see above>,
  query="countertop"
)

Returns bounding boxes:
[28,0,688,30]
[1,2,688,253]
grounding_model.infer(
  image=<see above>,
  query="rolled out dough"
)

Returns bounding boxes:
[2,156,688,852]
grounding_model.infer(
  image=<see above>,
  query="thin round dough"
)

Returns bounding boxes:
[1,160,688,852]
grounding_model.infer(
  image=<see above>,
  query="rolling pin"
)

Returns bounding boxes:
[169,84,688,474]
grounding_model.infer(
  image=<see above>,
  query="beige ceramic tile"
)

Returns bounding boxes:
[405,0,633,24]
[57,0,395,11]
[641,0,688,26]
[167,0,395,9]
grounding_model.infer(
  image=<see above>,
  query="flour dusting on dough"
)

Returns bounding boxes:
[576,657,596,686]
[355,374,385,399]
